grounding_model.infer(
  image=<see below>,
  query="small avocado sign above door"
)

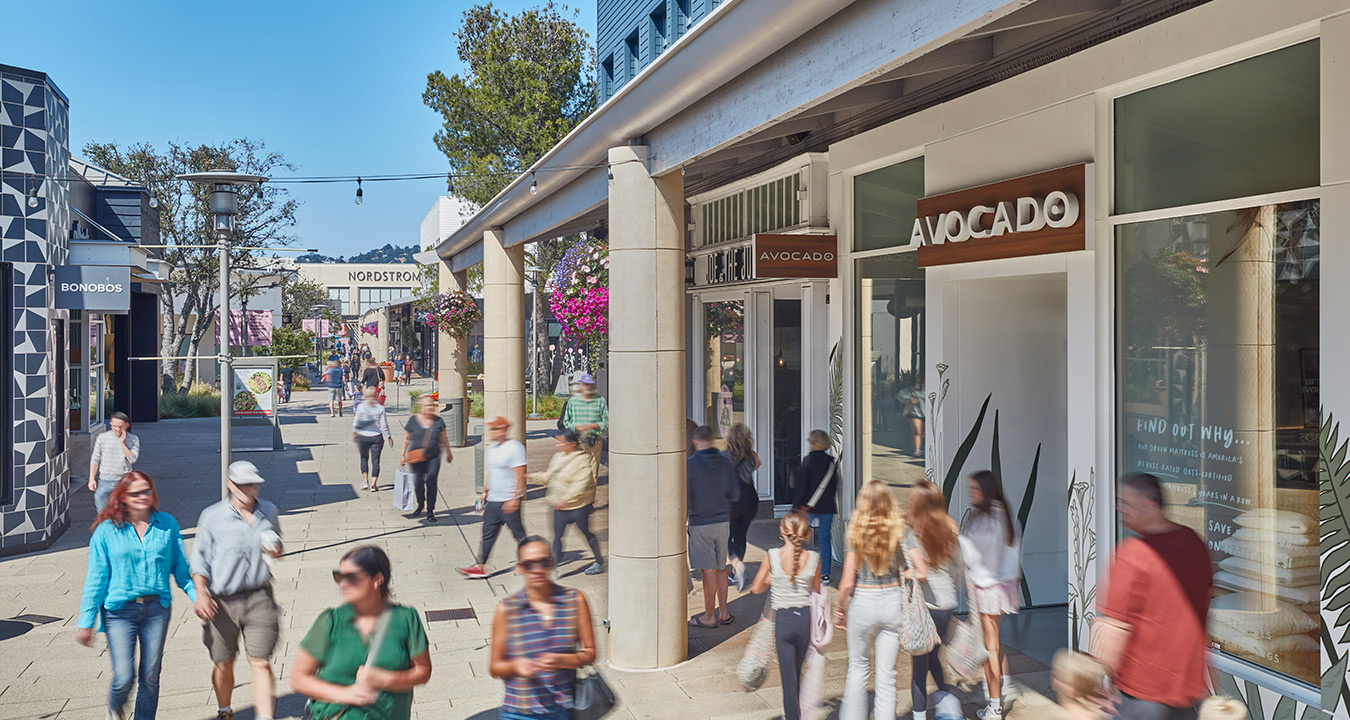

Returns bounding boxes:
[753,234,838,278]
[912,164,1087,268]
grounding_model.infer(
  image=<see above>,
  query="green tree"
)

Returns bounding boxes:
[254,325,316,368]
[83,140,299,391]
[422,1,596,206]
[283,275,340,325]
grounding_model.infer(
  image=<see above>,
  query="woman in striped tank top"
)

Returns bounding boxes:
[489,536,598,720]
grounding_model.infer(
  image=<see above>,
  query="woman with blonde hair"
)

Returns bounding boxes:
[1052,650,1113,720]
[905,480,963,720]
[835,480,905,720]
[750,509,820,720]
[724,423,761,590]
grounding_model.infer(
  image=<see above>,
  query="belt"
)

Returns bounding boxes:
[128,595,160,604]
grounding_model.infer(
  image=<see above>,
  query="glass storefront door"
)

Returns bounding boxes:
[702,299,745,441]
[771,298,802,505]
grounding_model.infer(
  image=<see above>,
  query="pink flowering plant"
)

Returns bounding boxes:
[360,321,379,336]
[423,290,482,338]
[549,242,609,367]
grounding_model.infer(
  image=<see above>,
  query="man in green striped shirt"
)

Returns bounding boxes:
[562,374,608,481]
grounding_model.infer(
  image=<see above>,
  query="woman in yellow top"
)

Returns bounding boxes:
[536,430,604,575]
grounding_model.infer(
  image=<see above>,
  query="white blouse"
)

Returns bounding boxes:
[960,502,1023,588]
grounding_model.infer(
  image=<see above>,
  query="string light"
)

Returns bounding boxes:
[530,172,538,195]
[354,177,363,205]
[149,195,159,209]
[26,176,38,209]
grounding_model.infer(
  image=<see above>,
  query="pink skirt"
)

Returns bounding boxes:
[970,581,1021,615]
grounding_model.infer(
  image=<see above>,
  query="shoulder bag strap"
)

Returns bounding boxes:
[806,458,838,508]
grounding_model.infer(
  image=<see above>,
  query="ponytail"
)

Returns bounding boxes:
[781,510,812,583]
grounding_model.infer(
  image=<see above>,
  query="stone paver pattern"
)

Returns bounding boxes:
[0,378,1059,719]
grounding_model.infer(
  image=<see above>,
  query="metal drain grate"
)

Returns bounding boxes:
[11,614,61,625]
[425,608,477,623]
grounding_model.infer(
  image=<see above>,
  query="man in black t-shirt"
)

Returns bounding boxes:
[279,364,294,403]
[360,357,384,394]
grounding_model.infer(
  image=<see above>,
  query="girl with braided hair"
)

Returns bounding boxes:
[750,510,819,720]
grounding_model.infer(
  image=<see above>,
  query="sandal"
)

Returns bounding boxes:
[688,616,718,628]
[718,613,735,625]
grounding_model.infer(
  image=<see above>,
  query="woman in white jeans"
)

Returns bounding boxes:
[834,480,906,720]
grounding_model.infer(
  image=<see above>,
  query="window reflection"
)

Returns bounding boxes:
[703,300,744,441]
[857,254,926,505]
[1117,200,1319,686]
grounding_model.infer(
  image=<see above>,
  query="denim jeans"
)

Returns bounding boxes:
[809,513,834,578]
[841,586,902,720]
[94,477,120,513]
[104,599,171,720]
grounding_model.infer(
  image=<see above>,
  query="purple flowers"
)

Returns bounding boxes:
[551,243,610,359]
[424,290,482,338]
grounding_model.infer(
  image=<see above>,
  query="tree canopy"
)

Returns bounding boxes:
[423,1,596,206]
[83,139,298,390]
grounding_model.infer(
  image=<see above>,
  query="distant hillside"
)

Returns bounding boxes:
[296,244,417,264]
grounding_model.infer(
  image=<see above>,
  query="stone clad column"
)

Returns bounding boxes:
[438,267,470,444]
[607,145,688,669]
[483,229,526,443]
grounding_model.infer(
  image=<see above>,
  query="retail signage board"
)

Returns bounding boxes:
[913,164,1086,268]
[752,234,838,278]
[54,265,131,313]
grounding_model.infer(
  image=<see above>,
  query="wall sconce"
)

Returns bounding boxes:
[684,257,695,286]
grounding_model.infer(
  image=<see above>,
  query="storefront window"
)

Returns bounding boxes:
[703,300,744,441]
[1114,41,1318,215]
[854,157,924,252]
[772,299,802,504]
[1116,200,1320,686]
[857,253,926,504]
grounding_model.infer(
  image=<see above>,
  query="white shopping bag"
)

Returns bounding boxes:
[393,469,417,512]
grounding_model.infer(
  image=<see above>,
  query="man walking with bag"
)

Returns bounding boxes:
[458,417,528,579]
[562,373,608,481]
[1096,472,1211,720]
[191,461,283,720]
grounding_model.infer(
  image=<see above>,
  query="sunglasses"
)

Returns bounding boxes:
[332,570,369,584]
[517,557,555,571]
[126,489,153,498]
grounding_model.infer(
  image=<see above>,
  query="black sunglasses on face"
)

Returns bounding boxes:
[126,489,152,498]
[518,558,555,571]
[332,570,369,584]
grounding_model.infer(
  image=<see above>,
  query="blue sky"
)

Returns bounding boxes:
[2,0,596,258]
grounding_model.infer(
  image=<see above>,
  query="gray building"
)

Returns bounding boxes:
[0,64,162,557]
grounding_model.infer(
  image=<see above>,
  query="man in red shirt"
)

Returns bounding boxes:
[1099,472,1213,720]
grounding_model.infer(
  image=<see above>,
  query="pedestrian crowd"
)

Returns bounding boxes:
[72,369,1232,720]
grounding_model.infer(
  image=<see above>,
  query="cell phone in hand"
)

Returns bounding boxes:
[475,498,484,512]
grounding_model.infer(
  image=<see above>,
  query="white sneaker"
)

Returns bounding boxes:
[976,704,1002,720]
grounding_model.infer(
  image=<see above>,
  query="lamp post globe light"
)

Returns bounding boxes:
[176,170,269,500]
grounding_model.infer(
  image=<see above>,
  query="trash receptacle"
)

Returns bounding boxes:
[444,397,466,447]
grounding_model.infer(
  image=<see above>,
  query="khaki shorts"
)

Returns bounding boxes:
[688,521,729,571]
[202,586,280,663]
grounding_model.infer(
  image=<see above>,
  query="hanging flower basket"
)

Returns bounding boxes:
[550,243,609,368]
[423,290,482,338]
[360,321,379,336]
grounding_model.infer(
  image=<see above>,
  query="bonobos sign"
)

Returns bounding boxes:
[54,265,131,313]
[913,164,1087,268]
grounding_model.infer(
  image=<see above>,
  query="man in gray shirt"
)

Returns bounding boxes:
[87,411,140,511]
[191,461,283,720]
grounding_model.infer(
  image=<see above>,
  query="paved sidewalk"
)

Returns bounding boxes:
[0,379,1059,719]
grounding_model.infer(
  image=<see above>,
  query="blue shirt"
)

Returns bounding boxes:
[78,511,197,630]
[324,366,345,388]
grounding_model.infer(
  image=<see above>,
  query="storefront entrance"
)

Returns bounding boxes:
[935,271,1069,608]
[693,281,828,507]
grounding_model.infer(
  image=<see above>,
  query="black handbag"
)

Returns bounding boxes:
[573,666,617,719]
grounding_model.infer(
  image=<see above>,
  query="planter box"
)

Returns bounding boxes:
[382,367,395,382]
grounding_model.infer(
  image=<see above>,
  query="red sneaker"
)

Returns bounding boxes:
[456,566,486,579]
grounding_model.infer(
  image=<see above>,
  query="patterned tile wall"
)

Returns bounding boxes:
[0,68,70,553]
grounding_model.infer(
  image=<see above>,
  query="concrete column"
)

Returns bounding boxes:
[483,229,526,443]
[606,145,688,669]
[438,267,470,444]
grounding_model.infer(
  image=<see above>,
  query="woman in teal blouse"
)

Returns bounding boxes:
[291,545,432,720]
[76,471,196,720]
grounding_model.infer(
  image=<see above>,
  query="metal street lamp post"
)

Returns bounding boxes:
[177,170,268,500]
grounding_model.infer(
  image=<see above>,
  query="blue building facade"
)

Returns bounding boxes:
[596,0,720,102]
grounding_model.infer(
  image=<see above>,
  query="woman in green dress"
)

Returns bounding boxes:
[291,546,432,719]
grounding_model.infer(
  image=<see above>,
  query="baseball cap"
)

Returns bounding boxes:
[578,373,596,385]
[228,461,266,485]
[487,416,511,430]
